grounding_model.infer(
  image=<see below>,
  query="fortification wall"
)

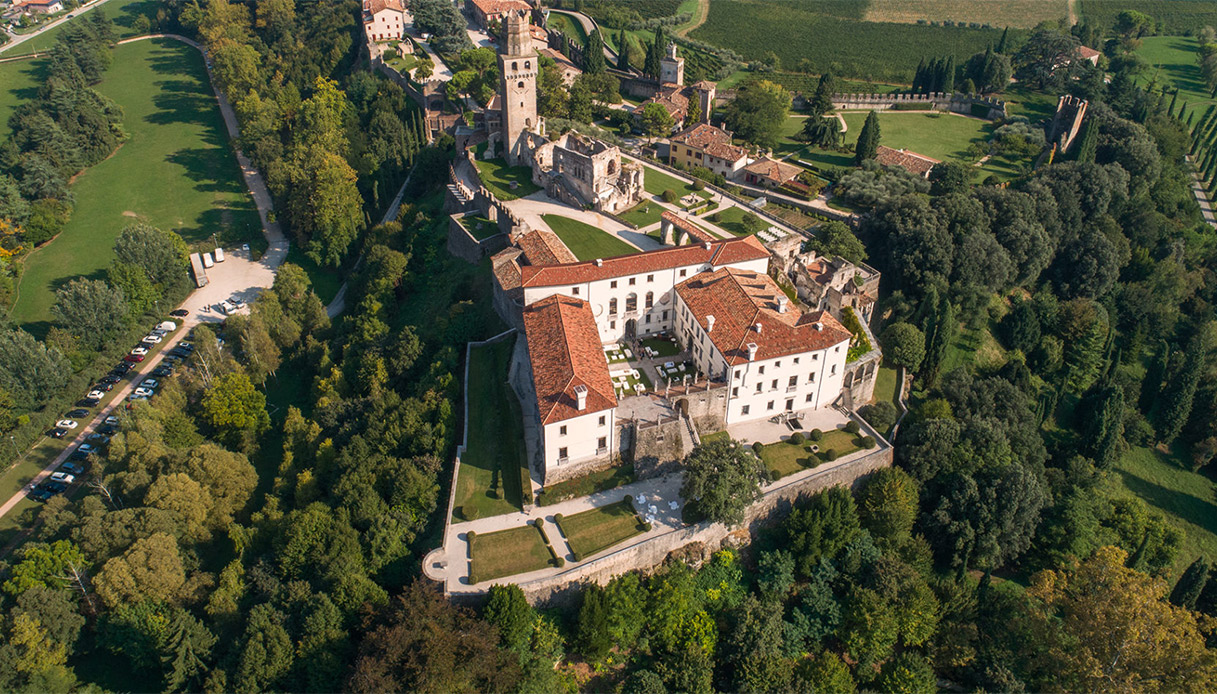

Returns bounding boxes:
[831,91,1007,120]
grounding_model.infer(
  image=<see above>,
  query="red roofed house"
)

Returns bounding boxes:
[741,156,803,189]
[466,0,533,30]
[1075,45,1101,66]
[363,0,406,42]
[674,268,853,419]
[668,124,750,180]
[874,145,940,179]
[520,295,618,474]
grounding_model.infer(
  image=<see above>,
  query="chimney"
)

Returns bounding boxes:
[777,296,788,314]
[813,322,823,331]
[746,343,758,361]
[594,258,603,267]
[574,385,588,411]
[754,322,763,334]
[703,241,711,250]
[706,315,715,333]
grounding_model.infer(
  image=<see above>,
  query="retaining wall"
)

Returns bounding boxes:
[831,91,1007,120]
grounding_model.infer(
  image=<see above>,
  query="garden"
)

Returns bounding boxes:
[541,214,640,261]
[555,500,649,561]
[620,200,665,228]
[458,214,501,241]
[472,146,542,201]
[757,425,871,479]
[537,463,637,506]
[467,523,555,583]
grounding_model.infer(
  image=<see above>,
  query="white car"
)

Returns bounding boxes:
[49,472,75,484]
[133,387,155,398]
[230,298,246,310]
[139,379,159,389]
[128,394,148,402]
[218,300,236,315]
[55,419,79,429]
[130,347,149,356]
[142,335,163,344]
[86,390,105,400]
[104,415,120,426]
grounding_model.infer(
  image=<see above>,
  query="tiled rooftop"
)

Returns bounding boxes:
[520,235,769,287]
[523,295,617,424]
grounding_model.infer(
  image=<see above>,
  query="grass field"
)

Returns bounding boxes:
[641,165,698,197]
[0,57,46,137]
[0,0,161,56]
[874,366,901,405]
[469,524,553,582]
[546,10,589,46]
[9,39,262,334]
[1080,0,1217,35]
[1137,36,1217,113]
[542,214,639,261]
[759,429,861,479]
[620,200,665,228]
[472,156,541,201]
[710,205,758,236]
[939,321,1008,375]
[863,0,1069,27]
[691,0,1009,83]
[557,500,646,559]
[1113,445,1217,579]
[452,338,528,521]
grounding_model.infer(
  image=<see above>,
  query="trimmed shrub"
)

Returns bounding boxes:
[806,453,821,468]
[572,551,583,562]
[463,506,481,521]
[752,441,764,454]
[809,428,823,441]
[711,211,722,222]
[469,573,480,584]
[554,557,565,568]
[824,449,839,461]
[790,432,805,445]
[861,435,876,449]
[466,531,477,541]
[844,420,861,434]
[692,178,706,191]
[662,188,679,203]
[554,513,564,522]
[770,468,783,479]
[641,522,653,531]
[534,517,544,529]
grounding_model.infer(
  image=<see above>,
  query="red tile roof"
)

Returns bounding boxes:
[492,248,524,291]
[1076,45,1101,61]
[676,268,852,365]
[670,123,749,163]
[520,235,769,288]
[516,229,578,266]
[874,145,939,177]
[469,0,533,17]
[365,0,404,14]
[523,295,617,424]
[661,210,716,245]
[742,156,802,185]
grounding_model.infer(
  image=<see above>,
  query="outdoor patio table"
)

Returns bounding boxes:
[669,501,679,510]
[665,361,675,368]
[636,494,646,506]
[649,505,658,515]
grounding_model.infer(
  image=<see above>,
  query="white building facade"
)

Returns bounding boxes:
[363,0,406,41]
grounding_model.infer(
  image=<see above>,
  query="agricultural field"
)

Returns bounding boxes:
[1137,35,1217,112]
[10,38,263,333]
[767,72,906,97]
[1079,0,1217,35]
[863,0,1070,28]
[0,0,162,55]
[690,0,1010,83]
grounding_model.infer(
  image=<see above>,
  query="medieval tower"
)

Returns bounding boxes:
[499,11,538,166]
[660,42,684,86]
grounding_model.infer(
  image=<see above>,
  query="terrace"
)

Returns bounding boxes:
[602,333,705,401]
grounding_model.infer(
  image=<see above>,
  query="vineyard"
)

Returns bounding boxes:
[762,71,906,95]
[864,0,1071,28]
[1079,0,1217,34]
[690,0,1013,82]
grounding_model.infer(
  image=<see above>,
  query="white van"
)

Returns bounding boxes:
[157,321,177,333]
[202,252,215,269]
[213,247,225,262]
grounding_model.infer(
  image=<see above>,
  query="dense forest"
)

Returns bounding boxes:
[2,1,1217,693]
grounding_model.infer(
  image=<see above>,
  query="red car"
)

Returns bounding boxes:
[124,353,145,363]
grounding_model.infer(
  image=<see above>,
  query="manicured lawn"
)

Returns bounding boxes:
[453,338,528,521]
[468,524,553,583]
[557,500,646,560]
[1137,36,1217,111]
[0,58,46,136]
[939,321,1007,375]
[620,200,665,228]
[472,156,541,201]
[542,214,639,261]
[700,431,730,444]
[538,463,636,506]
[711,205,761,236]
[1114,445,1217,579]
[458,214,500,240]
[641,335,682,358]
[874,366,900,405]
[546,10,588,46]
[10,39,263,333]
[0,0,162,56]
[642,165,698,197]
[759,429,861,479]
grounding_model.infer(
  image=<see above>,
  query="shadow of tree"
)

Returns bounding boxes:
[166,147,249,192]
[1116,465,1217,539]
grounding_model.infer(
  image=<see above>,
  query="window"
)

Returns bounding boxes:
[770,379,778,390]
[733,371,740,380]
[512,61,518,70]
[831,365,837,375]
[806,393,814,402]
[758,366,765,375]
[809,373,816,383]
[742,405,750,415]
[813,354,819,360]
[609,298,618,315]
[732,387,739,397]
[525,60,531,69]
[572,287,579,295]
[786,398,794,411]
[789,375,798,387]
[598,415,606,426]
[610,320,616,329]
[775,361,781,368]
[645,315,652,324]
[680,269,687,277]
[626,294,637,312]
[755,383,763,394]
[559,425,567,436]
[835,346,840,353]
[611,280,618,288]
[598,436,607,449]
[662,310,669,320]
[559,447,568,460]
[629,277,636,286]
[794,357,800,365]
[767,400,775,411]
[647,274,654,282]
[645,291,654,309]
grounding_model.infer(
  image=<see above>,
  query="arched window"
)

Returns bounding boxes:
[518,81,524,89]
[512,61,518,71]
[645,291,654,309]
[625,293,637,312]
[525,60,531,69]
[609,298,617,315]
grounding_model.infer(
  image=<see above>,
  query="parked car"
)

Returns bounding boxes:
[130,347,149,356]
[48,428,68,439]
[80,397,100,407]
[229,298,246,311]
[86,389,105,400]
[134,387,155,398]
[218,300,236,315]
[59,461,86,475]
[139,379,159,389]
[97,423,118,436]
[111,362,132,374]
[151,366,172,377]
[50,472,75,484]
[94,381,115,391]
[55,419,79,429]
[100,375,120,385]
[141,334,163,345]
[44,481,68,494]
[128,394,148,403]
[170,309,189,317]
[178,342,194,351]
[66,409,89,418]
[29,487,55,502]
[85,433,110,446]
[104,415,120,426]
[167,348,191,359]
[124,353,145,363]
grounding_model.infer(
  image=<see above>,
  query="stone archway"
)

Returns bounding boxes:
[676,398,689,416]
[625,318,637,339]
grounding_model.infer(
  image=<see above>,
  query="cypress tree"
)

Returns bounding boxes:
[942,55,956,93]
[1187,110,1195,128]
[1170,557,1211,610]
[1084,385,1125,470]
[1169,90,1179,117]
[644,26,665,79]
[933,58,947,92]
[855,110,881,165]
[919,287,955,387]
[1155,329,1208,444]
[1142,341,1172,412]
[617,29,631,72]
[996,26,1009,53]
[585,29,605,74]
[911,58,926,93]
[1075,118,1098,163]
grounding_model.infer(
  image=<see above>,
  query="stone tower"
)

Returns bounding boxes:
[660,42,684,86]
[499,10,537,165]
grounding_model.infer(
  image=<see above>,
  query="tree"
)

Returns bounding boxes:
[838,586,898,668]
[289,145,363,267]
[793,652,854,694]
[800,115,842,148]
[576,583,612,661]
[1081,385,1124,470]
[51,278,129,351]
[162,610,217,692]
[1028,546,1217,692]
[724,79,791,149]
[616,30,631,72]
[2,540,89,598]
[876,651,937,694]
[726,596,789,693]
[680,438,770,527]
[928,161,970,195]
[807,220,866,263]
[1155,328,1208,444]
[881,322,925,372]
[640,102,675,139]
[1115,9,1154,38]
[200,372,270,442]
[585,29,605,74]
[859,400,898,434]
[0,613,77,693]
[1171,557,1211,610]
[808,71,835,116]
[857,467,919,541]
[785,486,860,576]
[854,110,881,165]
[1014,30,1082,90]
[145,473,212,542]
[924,466,1047,571]
[484,584,534,653]
[93,533,186,608]
[644,27,665,79]
[114,222,187,286]
[918,287,956,386]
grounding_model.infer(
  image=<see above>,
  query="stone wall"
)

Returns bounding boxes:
[832,91,1007,120]
[632,416,686,478]
[447,212,509,264]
